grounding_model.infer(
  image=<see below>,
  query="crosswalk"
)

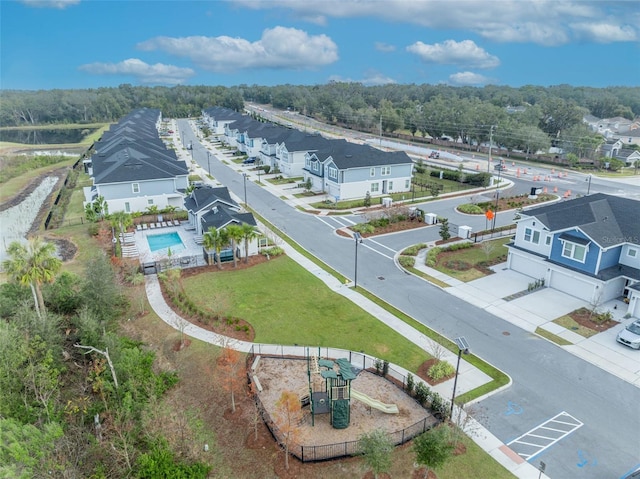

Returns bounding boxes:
[507,411,583,461]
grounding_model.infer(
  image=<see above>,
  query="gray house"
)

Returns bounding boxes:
[184,185,260,259]
[304,140,414,200]
[83,109,189,214]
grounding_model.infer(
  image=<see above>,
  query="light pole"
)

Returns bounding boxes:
[242,173,248,206]
[354,232,363,288]
[586,174,592,195]
[492,165,502,231]
[450,337,470,419]
[207,151,211,177]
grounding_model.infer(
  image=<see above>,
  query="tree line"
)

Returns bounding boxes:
[2,83,639,160]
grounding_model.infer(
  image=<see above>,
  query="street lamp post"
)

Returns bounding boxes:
[354,232,363,288]
[207,151,211,176]
[586,174,592,195]
[242,173,248,206]
[450,337,470,419]
[492,165,502,231]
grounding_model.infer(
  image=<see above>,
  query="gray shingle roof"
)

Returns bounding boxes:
[312,140,413,169]
[201,205,257,230]
[523,193,640,247]
[184,186,237,214]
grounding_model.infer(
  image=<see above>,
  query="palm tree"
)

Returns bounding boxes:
[202,226,219,267]
[2,237,62,319]
[240,223,258,264]
[203,226,229,269]
[225,224,244,268]
[109,211,133,251]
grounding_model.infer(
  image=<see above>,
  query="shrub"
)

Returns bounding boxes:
[426,247,441,267]
[414,382,430,406]
[457,203,484,214]
[87,223,100,236]
[444,242,474,252]
[402,243,428,256]
[406,373,415,396]
[262,246,284,257]
[382,360,389,377]
[429,392,449,420]
[428,360,455,381]
[352,223,375,234]
[398,256,415,268]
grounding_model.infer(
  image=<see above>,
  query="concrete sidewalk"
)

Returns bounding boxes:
[413,249,640,388]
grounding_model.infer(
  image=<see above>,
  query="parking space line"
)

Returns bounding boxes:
[507,411,583,461]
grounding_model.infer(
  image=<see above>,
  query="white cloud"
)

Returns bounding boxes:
[570,22,637,43]
[78,58,194,85]
[375,42,396,53]
[407,40,500,69]
[137,27,338,73]
[234,0,639,46]
[449,71,491,86]
[20,0,79,8]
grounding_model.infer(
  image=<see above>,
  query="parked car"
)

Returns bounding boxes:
[616,319,640,349]
[242,157,256,164]
[429,151,440,159]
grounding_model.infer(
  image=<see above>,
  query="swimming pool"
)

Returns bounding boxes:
[146,232,186,253]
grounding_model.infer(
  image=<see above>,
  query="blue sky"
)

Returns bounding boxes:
[2,0,639,90]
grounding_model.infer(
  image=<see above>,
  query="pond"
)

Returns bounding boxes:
[0,128,98,145]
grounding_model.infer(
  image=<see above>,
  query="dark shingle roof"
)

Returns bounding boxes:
[312,140,413,169]
[523,193,640,247]
[200,204,257,230]
[184,186,237,214]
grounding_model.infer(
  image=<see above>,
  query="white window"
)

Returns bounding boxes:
[370,167,375,177]
[147,199,154,205]
[381,166,391,176]
[328,167,338,180]
[405,180,410,189]
[132,183,140,193]
[562,242,587,262]
[371,182,379,192]
[124,202,131,213]
[524,227,540,244]
[629,248,638,258]
[258,237,268,248]
[545,235,552,246]
[388,181,393,191]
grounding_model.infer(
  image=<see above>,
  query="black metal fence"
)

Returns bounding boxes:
[246,345,443,463]
[471,225,516,243]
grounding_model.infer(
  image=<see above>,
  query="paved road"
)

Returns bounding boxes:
[179,120,640,479]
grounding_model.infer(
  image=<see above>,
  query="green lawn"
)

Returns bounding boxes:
[553,315,597,338]
[181,256,430,371]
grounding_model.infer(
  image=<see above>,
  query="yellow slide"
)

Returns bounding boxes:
[351,389,399,414]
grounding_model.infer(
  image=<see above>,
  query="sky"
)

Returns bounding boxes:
[1,0,639,91]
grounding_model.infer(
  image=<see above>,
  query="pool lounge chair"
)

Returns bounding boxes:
[173,219,180,226]
[150,223,156,229]
[156,222,162,228]
[136,224,142,231]
[161,221,168,228]
[142,224,148,230]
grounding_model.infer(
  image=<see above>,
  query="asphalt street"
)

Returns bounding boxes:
[179,120,640,479]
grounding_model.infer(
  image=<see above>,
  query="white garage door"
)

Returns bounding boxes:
[548,269,595,301]
[509,252,547,279]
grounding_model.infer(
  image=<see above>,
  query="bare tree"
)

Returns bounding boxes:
[480,240,496,261]
[428,341,447,362]
[74,344,118,389]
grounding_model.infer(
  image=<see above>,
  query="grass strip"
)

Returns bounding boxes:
[405,267,451,288]
[535,327,573,345]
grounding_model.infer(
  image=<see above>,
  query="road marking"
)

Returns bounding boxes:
[366,238,397,253]
[577,449,597,468]
[361,242,394,260]
[505,400,523,415]
[314,215,339,229]
[506,411,583,461]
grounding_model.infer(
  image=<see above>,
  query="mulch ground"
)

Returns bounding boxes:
[568,307,618,332]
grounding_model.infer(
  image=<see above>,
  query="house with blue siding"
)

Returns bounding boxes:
[304,140,414,201]
[83,109,189,214]
[507,193,640,318]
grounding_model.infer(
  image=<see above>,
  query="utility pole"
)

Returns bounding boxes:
[487,125,495,172]
[379,115,383,146]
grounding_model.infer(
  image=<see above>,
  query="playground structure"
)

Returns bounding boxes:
[305,348,398,429]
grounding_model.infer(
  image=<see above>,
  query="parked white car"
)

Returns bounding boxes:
[616,319,640,350]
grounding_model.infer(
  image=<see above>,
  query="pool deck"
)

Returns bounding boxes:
[131,223,203,264]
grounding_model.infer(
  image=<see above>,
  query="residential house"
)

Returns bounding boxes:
[274,131,330,177]
[83,109,189,214]
[202,106,245,135]
[183,185,260,259]
[507,193,640,319]
[304,139,414,201]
